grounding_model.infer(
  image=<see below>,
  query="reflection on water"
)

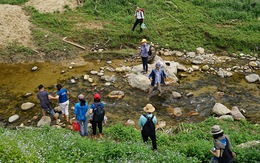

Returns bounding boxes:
[0,57,259,128]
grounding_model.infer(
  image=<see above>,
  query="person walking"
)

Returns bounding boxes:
[132,7,144,33]
[37,84,59,124]
[53,84,70,123]
[89,93,105,138]
[210,125,236,163]
[74,94,89,137]
[139,39,150,74]
[148,62,167,97]
[138,103,157,151]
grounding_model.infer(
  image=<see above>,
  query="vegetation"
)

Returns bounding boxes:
[1,0,259,58]
[0,0,28,5]
[1,118,260,162]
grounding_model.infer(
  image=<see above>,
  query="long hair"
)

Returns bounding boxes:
[79,99,86,106]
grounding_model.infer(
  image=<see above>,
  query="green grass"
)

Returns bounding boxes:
[1,117,260,162]
[0,0,28,5]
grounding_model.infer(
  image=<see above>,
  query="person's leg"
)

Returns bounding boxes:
[143,57,148,72]
[157,83,162,96]
[83,120,88,136]
[42,108,46,116]
[97,121,103,134]
[149,134,157,150]
[148,85,154,97]
[132,19,139,31]
[92,121,97,135]
[138,19,143,32]
[78,120,84,137]
[141,57,146,71]
[63,101,69,122]
[141,130,148,143]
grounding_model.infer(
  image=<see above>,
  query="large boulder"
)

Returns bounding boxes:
[231,106,246,121]
[21,102,35,110]
[37,116,51,127]
[107,91,125,99]
[212,103,231,116]
[245,74,259,83]
[128,74,150,91]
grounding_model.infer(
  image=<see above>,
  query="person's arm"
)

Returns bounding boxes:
[49,95,59,100]
[153,115,157,125]
[210,148,221,157]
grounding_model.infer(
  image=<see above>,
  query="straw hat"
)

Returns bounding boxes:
[136,7,140,11]
[141,39,147,43]
[210,125,223,135]
[143,104,155,113]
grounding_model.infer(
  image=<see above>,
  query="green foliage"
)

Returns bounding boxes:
[0,0,28,5]
[0,119,259,162]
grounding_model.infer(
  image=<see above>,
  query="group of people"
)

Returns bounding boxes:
[37,84,105,138]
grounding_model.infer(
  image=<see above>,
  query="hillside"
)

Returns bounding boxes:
[0,0,259,62]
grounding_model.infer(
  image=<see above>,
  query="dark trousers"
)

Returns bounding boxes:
[132,19,143,32]
[142,130,157,150]
[91,121,102,135]
[142,57,148,72]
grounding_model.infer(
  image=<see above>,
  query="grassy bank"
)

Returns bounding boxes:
[1,0,259,59]
[1,117,260,162]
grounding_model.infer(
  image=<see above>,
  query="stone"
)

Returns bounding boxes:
[186,52,196,58]
[237,141,260,148]
[212,103,231,116]
[31,66,38,71]
[196,47,205,54]
[192,60,203,65]
[126,119,135,126]
[173,107,182,117]
[202,65,210,71]
[187,111,199,117]
[83,75,89,80]
[218,115,234,121]
[37,116,51,127]
[172,91,182,99]
[23,93,32,98]
[88,78,93,83]
[186,92,193,97]
[21,102,35,110]
[90,70,98,75]
[8,114,19,123]
[231,106,246,121]
[245,74,259,83]
[54,106,61,112]
[157,121,166,129]
[192,65,200,70]
[107,91,125,99]
[104,82,111,86]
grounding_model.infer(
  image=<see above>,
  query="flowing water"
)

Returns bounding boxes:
[0,56,259,128]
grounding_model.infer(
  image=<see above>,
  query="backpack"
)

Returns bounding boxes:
[142,114,155,135]
[93,103,105,122]
[148,46,152,56]
[218,138,234,163]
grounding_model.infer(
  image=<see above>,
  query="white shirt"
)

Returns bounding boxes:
[135,10,144,19]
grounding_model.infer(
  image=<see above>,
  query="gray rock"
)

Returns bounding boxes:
[126,119,135,126]
[37,116,51,127]
[172,91,182,99]
[237,140,260,148]
[218,115,234,121]
[31,66,38,71]
[186,52,196,58]
[21,102,35,110]
[212,103,231,115]
[90,70,98,75]
[196,47,205,54]
[231,106,246,121]
[245,74,259,83]
[8,114,19,123]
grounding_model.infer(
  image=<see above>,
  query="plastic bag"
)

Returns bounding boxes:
[72,121,80,132]
[141,23,146,29]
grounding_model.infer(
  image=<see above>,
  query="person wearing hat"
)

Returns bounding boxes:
[37,84,59,124]
[210,125,236,163]
[138,104,157,151]
[89,93,105,138]
[74,94,89,137]
[132,7,144,33]
[138,38,150,74]
[148,61,167,97]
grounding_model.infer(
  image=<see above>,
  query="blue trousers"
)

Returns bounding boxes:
[142,57,148,72]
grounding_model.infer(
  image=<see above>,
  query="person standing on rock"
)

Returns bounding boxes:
[89,93,105,138]
[209,125,236,163]
[37,84,59,124]
[132,7,144,33]
[74,94,89,137]
[52,84,70,123]
[148,62,167,97]
[139,39,150,74]
[138,103,157,151]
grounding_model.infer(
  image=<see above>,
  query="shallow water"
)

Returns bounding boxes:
[0,56,259,128]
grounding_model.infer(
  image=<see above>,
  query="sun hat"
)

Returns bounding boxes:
[141,39,147,43]
[78,94,84,100]
[143,104,155,113]
[136,7,140,11]
[94,93,101,100]
[210,125,223,135]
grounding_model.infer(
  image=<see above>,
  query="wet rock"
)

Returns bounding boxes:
[106,67,115,72]
[21,102,35,110]
[106,61,112,64]
[192,60,203,65]
[126,119,135,126]
[37,116,51,127]
[101,75,111,81]
[218,115,234,121]
[83,75,89,80]
[97,72,104,76]
[187,111,199,117]
[104,82,111,86]
[23,92,32,98]
[186,52,196,58]
[107,91,125,99]
[231,106,246,121]
[237,140,260,148]
[175,51,184,57]
[192,65,200,71]
[245,74,259,83]
[68,66,73,69]
[31,66,38,71]
[173,107,182,117]
[177,64,187,71]
[88,78,93,83]
[90,70,98,75]
[212,103,231,116]
[249,61,258,67]
[70,79,76,84]
[8,114,19,123]
[116,67,124,72]
[202,65,210,71]
[172,91,182,99]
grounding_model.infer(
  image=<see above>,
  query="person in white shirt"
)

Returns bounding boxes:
[132,7,144,33]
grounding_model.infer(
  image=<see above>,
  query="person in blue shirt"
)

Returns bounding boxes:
[148,62,167,97]
[53,84,70,123]
[74,94,89,137]
[138,103,157,151]
[139,39,150,74]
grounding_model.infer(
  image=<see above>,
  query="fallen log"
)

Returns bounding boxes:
[62,37,86,50]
